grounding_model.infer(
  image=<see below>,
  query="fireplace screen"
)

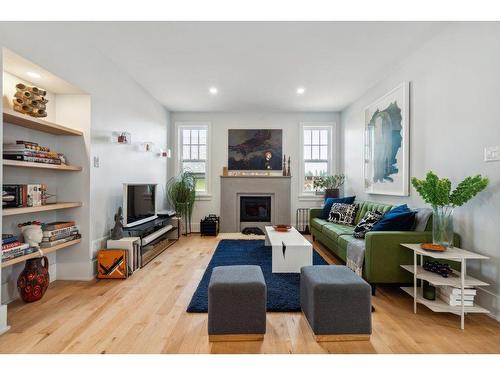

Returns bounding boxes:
[240,196,271,222]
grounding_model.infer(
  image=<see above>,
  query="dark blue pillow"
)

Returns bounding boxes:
[321,196,356,219]
[371,204,415,231]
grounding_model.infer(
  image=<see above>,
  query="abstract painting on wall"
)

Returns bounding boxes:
[364,82,409,196]
[228,129,283,170]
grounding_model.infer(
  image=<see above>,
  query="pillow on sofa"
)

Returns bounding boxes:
[371,204,416,232]
[328,203,358,225]
[352,210,384,238]
[321,196,356,219]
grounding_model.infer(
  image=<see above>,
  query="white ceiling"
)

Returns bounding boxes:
[84,22,446,112]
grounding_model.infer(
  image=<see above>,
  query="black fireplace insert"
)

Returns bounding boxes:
[240,196,271,222]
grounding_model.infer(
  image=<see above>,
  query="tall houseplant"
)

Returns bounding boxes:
[411,171,488,247]
[313,174,345,199]
[167,171,196,235]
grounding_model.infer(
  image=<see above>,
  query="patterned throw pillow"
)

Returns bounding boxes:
[328,203,358,225]
[352,210,384,239]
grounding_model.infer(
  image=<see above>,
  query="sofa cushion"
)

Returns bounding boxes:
[321,196,356,219]
[354,201,394,224]
[352,210,384,239]
[327,203,358,225]
[311,218,329,232]
[323,223,354,239]
[372,204,416,232]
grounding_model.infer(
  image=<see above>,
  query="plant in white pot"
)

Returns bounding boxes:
[411,171,489,247]
[313,174,345,199]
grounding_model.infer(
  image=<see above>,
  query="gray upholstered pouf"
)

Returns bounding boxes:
[300,265,371,341]
[208,265,266,341]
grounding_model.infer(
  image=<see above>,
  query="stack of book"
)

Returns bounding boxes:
[41,221,81,248]
[3,140,65,165]
[3,184,48,208]
[437,285,477,307]
[2,234,38,263]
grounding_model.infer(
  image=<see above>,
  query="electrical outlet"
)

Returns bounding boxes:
[484,146,499,162]
[93,156,100,168]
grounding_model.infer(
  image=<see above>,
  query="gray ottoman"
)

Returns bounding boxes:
[208,265,266,341]
[300,265,371,341]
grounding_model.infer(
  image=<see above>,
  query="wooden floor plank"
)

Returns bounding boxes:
[0,234,499,354]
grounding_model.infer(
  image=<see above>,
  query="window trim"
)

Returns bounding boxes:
[175,122,212,199]
[298,122,337,198]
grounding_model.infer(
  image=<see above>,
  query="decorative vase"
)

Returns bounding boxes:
[21,224,43,246]
[324,188,340,199]
[17,256,50,303]
[432,205,454,248]
[423,281,436,300]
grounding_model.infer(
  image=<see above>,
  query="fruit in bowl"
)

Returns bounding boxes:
[273,225,291,232]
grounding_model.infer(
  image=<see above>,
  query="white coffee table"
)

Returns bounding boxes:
[264,226,313,273]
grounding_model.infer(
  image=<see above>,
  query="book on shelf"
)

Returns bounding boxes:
[3,141,66,165]
[2,184,48,208]
[437,287,476,306]
[43,230,79,242]
[2,245,38,262]
[2,234,19,245]
[438,285,477,296]
[3,154,62,165]
[42,221,76,231]
[2,241,25,251]
[40,233,81,248]
[42,225,79,238]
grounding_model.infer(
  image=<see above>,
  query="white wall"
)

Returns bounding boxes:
[170,112,339,231]
[340,23,500,320]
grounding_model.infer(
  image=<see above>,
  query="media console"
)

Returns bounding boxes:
[123,214,180,266]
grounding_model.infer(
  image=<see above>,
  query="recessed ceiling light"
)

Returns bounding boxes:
[296,87,305,95]
[27,71,41,79]
[209,87,218,95]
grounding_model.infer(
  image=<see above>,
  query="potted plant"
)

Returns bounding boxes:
[167,171,196,235]
[313,174,345,199]
[411,171,488,247]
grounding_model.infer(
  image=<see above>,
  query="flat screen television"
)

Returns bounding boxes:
[123,183,158,227]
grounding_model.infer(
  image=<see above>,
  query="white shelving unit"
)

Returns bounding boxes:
[400,243,490,330]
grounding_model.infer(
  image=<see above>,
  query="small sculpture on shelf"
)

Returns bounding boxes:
[18,221,43,247]
[12,83,48,118]
[287,156,291,176]
[111,207,124,240]
[282,154,287,176]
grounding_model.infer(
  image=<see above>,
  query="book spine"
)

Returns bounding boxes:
[40,234,81,248]
[43,222,76,231]
[43,225,79,237]
[2,241,24,250]
[43,230,79,242]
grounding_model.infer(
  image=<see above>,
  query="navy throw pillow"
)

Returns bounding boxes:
[371,204,416,231]
[321,196,356,219]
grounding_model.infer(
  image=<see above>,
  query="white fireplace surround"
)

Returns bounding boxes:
[220,176,291,233]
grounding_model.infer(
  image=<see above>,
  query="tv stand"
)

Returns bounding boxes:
[123,215,180,266]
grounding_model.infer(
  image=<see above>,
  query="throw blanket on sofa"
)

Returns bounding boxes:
[346,237,366,276]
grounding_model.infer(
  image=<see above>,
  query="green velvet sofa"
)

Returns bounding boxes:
[310,200,460,288]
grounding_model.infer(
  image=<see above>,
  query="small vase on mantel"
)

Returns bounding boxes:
[282,155,287,176]
[432,205,454,248]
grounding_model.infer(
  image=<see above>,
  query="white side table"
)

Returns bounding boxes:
[400,243,490,329]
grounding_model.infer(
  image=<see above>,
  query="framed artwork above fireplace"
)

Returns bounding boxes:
[228,129,283,171]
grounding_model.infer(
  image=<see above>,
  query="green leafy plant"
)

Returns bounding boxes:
[313,174,345,191]
[167,171,196,234]
[411,171,489,207]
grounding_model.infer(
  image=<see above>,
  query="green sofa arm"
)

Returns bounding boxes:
[310,208,323,220]
[363,231,461,283]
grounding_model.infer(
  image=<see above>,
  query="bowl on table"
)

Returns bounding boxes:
[273,225,291,232]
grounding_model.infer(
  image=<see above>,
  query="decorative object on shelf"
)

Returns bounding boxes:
[111,207,124,240]
[18,221,43,246]
[97,249,127,279]
[420,243,446,252]
[17,256,49,302]
[313,174,345,198]
[112,131,131,144]
[282,155,287,176]
[12,83,48,118]
[364,82,409,196]
[423,260,454,278]
[228,129,283,170]
[423,281,436,300]
[287,156,291,176]
[222,166,228,176]
[411,171,489,247]
[141,142,153,152]
[167,171,196,235]
[158,149,168,158]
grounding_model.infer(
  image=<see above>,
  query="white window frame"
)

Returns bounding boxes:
[298,122,337,200]
[175,122,212,200]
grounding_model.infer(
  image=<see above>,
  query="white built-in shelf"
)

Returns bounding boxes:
[401,287,490,315]
[400,265,489,288]
[3,159,82,171]
[2,202,82,216]
[3,109,83,136]
[1,239,81,268]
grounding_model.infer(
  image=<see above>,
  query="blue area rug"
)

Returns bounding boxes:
[186,239,328,313]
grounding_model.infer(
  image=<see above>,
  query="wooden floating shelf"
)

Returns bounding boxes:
[400,265,489,288]
[2,202,82,216]
[401,287,490,315]
[3,159,82,171]
[1,239,81,268]
[3,109,83,136]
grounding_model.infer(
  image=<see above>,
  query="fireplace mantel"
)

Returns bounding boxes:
[219,175,291,233]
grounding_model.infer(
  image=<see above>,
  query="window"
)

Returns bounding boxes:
[300,123,335,194]
[176,123,210,195]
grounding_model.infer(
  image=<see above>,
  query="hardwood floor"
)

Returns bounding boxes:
[0,234,499,354]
